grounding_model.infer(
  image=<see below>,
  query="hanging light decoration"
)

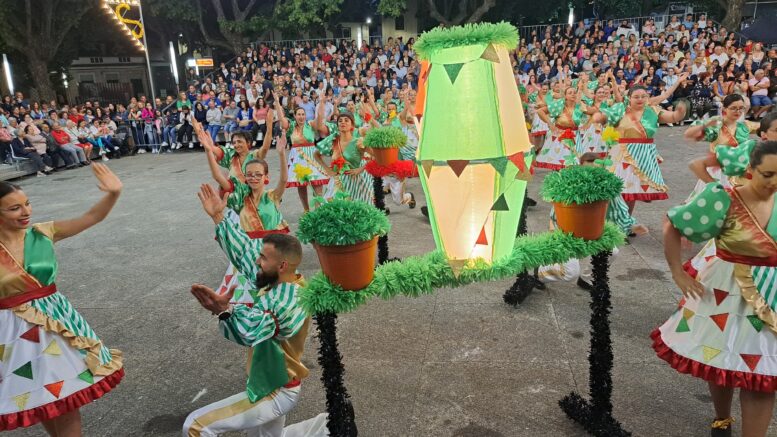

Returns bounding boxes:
[414,22,532,272]
[102,0,145,51]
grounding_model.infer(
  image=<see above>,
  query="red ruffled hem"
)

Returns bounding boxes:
[682,258,698,278]
[286,179,329,188]
[651,329,777,392]
[532,161,565,171]
[622,192,668,202]
[530,131,547,137]
[364,160,418,178]
[0,368,125,431]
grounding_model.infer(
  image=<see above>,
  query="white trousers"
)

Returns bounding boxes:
[383,176,410,206]
[183,386,300,437]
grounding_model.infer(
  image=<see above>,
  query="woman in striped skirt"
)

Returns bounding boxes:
[0,164,124,433]
[314,105,373,204]
[596,76,688,217]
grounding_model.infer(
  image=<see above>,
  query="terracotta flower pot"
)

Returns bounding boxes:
[553,200,608,240]
[313,237,378,291]
[371,147,399,166]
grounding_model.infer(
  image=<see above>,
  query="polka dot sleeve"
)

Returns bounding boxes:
[667,182,730,243]
[715,139,756,177]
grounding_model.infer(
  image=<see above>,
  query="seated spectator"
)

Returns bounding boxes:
[689,73,715,119]
[39,122,74,168]
[50,122,88,166]
[749,69,773,119]
[176,105,194,149]
[162,109,178,150]
[11,129,53,176]
[222,100,239,142]
[235,100,254,132]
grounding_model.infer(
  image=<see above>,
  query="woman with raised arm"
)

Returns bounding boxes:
[207,112,268,183]
[195,114,289,305]
[595,72,689,217]
[654,140,777,437]
[0,164,124,434]
[277,91,330,212]
[534,82,585,170]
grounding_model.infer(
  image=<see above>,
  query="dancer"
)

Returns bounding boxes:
[527,83,550,152]
[378,96,416,209]
[534,83,584,170]
[184,184,326,437]
[314,106,373,204]
[683,112,777,279]
[278,92,330,213]
[209,113,271,183]
[195,115,289,306]
[653,140,777,437]
[0,164,124,433]
[685,94,759,195]
[596,74,689,215]
[576,72,621,159]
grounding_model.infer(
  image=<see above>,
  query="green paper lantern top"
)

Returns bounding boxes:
[415,21,519,61]
[363,126,407,149]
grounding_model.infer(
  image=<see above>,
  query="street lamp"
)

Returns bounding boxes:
[366,17,372,24]
[169,41,180,92]
[568,6,574,26]
[2,54,13,95]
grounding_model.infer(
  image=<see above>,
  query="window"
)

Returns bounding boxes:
[119,57,131,63]
[79,73,95,83]
[395,15,405,31]
[105,73,120,83]
[89,57,104,64]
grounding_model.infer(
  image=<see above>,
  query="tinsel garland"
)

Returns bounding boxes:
[298,223,625,315]
[314,312,359,437]
[372,175,390,264]
[503,188,545,306]
[365,160,418,179]
[558,251,631,437]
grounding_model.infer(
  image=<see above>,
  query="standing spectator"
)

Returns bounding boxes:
[205,100,223,143]
[749,69,773,119]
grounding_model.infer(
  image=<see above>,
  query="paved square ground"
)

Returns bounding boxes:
[8,127,776,436]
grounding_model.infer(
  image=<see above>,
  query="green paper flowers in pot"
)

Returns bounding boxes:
[363,126,407,166]
[297,198,391,290]
[541,165,623,240]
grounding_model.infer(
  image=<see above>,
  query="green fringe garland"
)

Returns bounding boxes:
[541,165,623,205]
[414,21,519,60]
[298,223,625,314]
[363,126,407,149]
[297,199,391,246]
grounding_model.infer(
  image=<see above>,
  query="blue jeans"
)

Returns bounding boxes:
[207,124,221,142]
[224,121,238,134]
[163,126,177,144]
[751,95,773,106]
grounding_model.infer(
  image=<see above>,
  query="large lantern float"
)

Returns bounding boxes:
[413,22,533,271]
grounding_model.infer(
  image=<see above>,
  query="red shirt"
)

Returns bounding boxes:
[51,129,71,145]
[68,114,83,125]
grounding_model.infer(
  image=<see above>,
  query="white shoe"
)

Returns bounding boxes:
[113,146,120,151]
[188,142,194,149]
[101,155,110,162]
[36,171,46,177]
[44,166,53,172]
[138,148,146,154]
[99,149,105,155]
[161,141,168,147]
[176,143,182,149]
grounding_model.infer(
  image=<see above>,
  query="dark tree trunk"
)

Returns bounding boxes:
[27,56,55,102]
[721,0,746,30]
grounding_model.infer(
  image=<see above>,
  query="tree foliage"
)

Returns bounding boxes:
[0,0,98,100]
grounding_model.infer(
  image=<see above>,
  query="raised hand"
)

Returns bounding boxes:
[197,183,228,221]
[92,163,122,194]
[190,283,233,315]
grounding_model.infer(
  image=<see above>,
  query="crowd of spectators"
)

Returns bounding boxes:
[515,14,777,122]
[1,13,775,178]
